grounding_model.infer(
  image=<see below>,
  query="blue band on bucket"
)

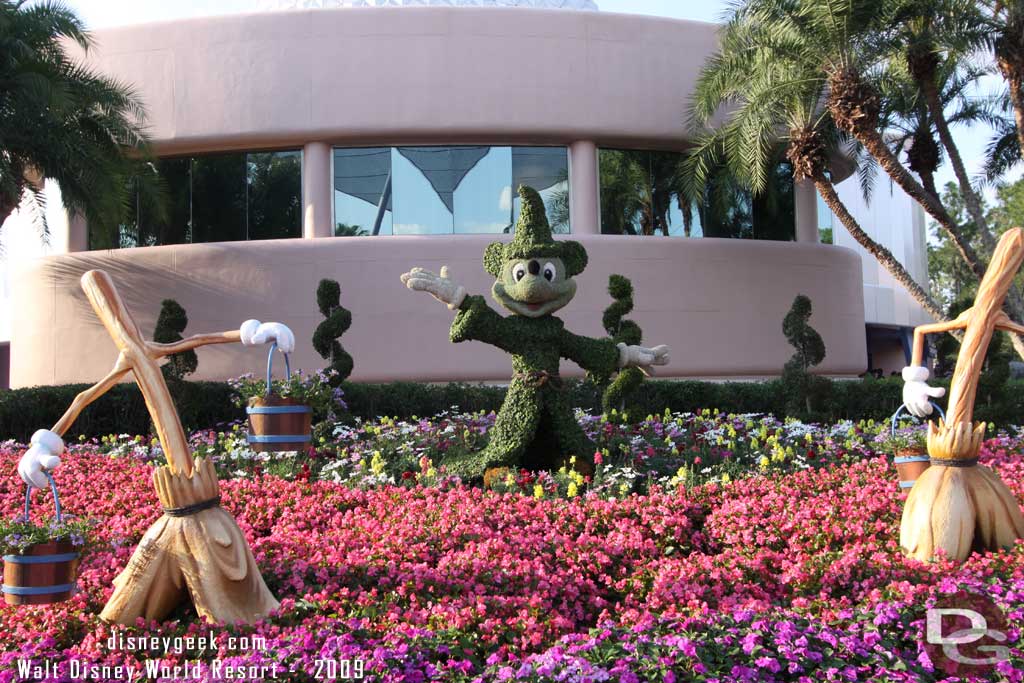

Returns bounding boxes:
[246,434,311,444]
[3,552,79,564]
[246,405,311,415]
[1,582,76,596]
[899,481,916,489]
[894,456,930,464]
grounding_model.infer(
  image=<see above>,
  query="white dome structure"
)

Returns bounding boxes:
[257,0,599,10]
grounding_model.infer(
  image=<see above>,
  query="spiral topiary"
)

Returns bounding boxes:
[599,274,645,414]
[312,279,353,384]
[781,294,828,417]
[153,299,197,381]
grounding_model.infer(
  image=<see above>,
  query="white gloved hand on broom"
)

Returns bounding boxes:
[902,365,945,418]
[18,429,64,490]
[240,320,295,354]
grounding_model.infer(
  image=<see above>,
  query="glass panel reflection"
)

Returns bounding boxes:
[598,148,795,241]
[94,150,301,249]
[333,145,569,236]
[247,151,302,241]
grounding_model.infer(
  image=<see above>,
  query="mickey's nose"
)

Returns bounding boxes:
[528,260,540,275]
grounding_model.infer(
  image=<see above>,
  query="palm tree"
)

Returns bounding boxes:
[886,0,994,250]
[984,0,1024,159]
[0,0,150,238]
[685,0,949,321]
[879,61,999,202]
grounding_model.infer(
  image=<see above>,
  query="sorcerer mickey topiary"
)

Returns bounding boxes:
[400,186,670,482]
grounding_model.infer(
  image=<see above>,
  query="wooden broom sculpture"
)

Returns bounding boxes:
[900,228,1024,562]
[17,270,287,624]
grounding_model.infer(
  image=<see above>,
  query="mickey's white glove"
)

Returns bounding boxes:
[618,343,670,374]
[240,320,295,354]
[902,365,945,418]
[18,429,64,490]
[400,265,467,310]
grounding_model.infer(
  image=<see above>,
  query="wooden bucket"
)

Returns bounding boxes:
[246,344,312,452]
[2,475,80,605]
[890,402,943,490]
[894,449,930,490]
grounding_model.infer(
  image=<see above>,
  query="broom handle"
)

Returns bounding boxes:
[946,228,1024,425]
[55,271,246,476]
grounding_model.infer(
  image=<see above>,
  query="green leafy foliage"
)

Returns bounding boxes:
[448,295,618,479]
[0,511,95,556]
[153,299,198,381]
[5,375,1024,442]
[312,279,354,383]
[596,274,644,413]
[781,295,829,418]
[0,0,153,238]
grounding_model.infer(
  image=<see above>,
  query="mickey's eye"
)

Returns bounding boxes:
[543,262,556,281]
[512,263,527,282]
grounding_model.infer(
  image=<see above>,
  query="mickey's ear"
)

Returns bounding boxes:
[483,242,505,278]
[561,241,588,277]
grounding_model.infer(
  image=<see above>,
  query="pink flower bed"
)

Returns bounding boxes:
[0,438,1021,681]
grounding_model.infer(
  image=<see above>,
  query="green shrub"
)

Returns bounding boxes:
[312,279,354,384]
[780,294,829,419]
[3,375,1023,442]
[153,299,198,381]
[595,274,646,414]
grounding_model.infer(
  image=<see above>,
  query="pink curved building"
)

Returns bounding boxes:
[2,3,931,388]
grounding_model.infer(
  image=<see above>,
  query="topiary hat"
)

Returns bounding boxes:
[483,186,588,277]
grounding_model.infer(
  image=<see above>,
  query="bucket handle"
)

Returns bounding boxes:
[265,341,292,396]
[23,471,64,524]
[890,402,946,438]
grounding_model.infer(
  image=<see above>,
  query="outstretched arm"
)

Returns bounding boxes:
[147,330,242,357]
[18,353,134,489]
[51,352,132,436]
[902,309,972,418]
[910,309,972,366]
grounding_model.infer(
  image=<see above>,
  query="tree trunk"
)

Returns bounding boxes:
[920,70,996,254]
[843,118,986,281]
[814,174,948,322]
[920,168,939,202]
[996,40,1024,161]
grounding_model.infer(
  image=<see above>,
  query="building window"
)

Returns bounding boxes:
[333,146,569,236]
[91,150,302,249]
[598,149,795,241]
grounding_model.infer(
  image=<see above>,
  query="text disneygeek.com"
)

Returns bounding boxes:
[14,630,364,680]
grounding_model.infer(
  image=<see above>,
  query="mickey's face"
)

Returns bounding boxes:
[492,257,576,318]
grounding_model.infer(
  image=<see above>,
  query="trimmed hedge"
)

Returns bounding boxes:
[1,376,1022,443]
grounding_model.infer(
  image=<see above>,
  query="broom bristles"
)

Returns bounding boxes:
[900,457,1024,562]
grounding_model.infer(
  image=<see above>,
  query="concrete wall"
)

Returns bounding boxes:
[76,7,720,154]
[830,175,932,329]
[10,237,867,387]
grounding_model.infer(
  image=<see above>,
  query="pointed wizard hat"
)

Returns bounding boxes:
[483,185,588,278]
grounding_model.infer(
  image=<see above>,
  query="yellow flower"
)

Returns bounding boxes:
[759,456,769,470]
[533,484,544,499]
[569,455,576,465]
[721,473,731,484]
[567,482,578,498]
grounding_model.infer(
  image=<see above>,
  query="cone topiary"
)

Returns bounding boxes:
[313,279,353,384]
